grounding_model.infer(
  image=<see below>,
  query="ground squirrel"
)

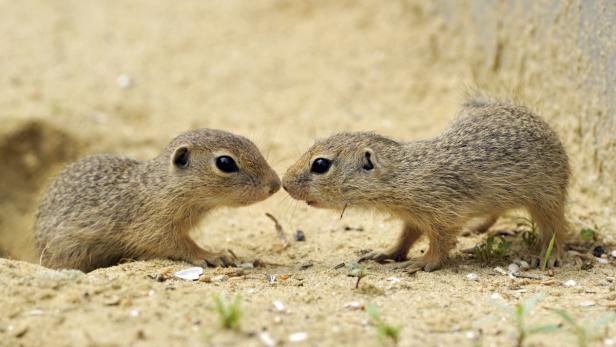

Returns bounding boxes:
[35,129,280,272]
[282,97,570,271]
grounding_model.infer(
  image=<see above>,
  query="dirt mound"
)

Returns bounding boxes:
[0,118,80,261]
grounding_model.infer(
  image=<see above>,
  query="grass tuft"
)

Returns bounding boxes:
[212,293,243,331]
[541,233,556,271]
[474,235,512,263]
[366,304,402,346]
[495,293,560,347]
[348,262,369,289]
[551,309,616,347]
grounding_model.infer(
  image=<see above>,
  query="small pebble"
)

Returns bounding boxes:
[465,331,477,340]
[508,263,520,274]
[611,250,616,258]
[597,258,609,264]
[466,273,479,281]
[211,275,229,282]
[174,267,203,281]
[259,331,276,347]
[385,277,401,283]
[273,300,285,312]
[564,279,577,287]
[490,293,501,300]
[130,308,140,317]
[593,246,607,257]
[299,262,313,270]
[116,74,132,89]
[579,300,596,307]
[345,301,364,310]
[604,338,616,346]
[104,296,121,306]
[294,230,306,241]
[493,267,507,275]
[519,260,530,270]
[267,275,277,284]
[288,332,308,342]
[239,263,255,269]
[29,309,44,316]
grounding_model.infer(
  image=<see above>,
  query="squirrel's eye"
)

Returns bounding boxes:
[215,156,239,173]
[310,158,331,174]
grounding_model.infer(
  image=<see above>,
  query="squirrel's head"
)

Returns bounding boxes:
[159,129,280,207]
[282,132,400,210]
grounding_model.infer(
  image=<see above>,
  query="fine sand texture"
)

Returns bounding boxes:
[1,1,615,346]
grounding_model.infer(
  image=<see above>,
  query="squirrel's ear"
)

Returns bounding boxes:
[171,145,190,169]
[362,148,375,171]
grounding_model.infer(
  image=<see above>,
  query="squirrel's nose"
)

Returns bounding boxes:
[269,179,281,195]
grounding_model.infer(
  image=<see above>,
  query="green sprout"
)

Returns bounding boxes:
[579,226,600,243]
[541,233,556,271]
[366,304,402,346]
[212,293,243,331]
[496,294,560,347]
[348,262,369,289]
[521,230,538,248]
[474,235,512,263]
[515,216,538,249]
[551,309,616,347]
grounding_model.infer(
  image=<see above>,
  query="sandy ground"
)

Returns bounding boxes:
[1,1,615,346]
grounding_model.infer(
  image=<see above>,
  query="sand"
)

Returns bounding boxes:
[1,1,614,346]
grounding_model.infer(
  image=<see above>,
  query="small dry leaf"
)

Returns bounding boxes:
[265,213,289,249]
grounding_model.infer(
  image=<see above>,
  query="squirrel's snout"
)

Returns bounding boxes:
[269,179,281,195]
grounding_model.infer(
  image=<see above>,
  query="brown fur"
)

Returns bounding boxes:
[35,129,280,272]
[282,97,570,271]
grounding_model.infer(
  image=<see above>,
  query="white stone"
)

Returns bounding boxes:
[259,332,276,347]
[174,267,203,281]
[116,74,132,89]
[273,300,285,312]
[466,273,479,281]
[288,332,308,342]
[579,300,596,307]
[345,301,363,310]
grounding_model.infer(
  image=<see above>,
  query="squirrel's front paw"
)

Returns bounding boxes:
[402,256,443,273]
[359,249,407,263]
[192,250,237,268]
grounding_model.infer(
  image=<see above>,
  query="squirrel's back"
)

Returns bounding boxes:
[35,155,142,249]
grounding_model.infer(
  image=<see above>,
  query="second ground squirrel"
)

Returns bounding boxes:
[282,97,570,271]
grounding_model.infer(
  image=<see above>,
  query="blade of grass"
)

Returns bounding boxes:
[541,233,556,271]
